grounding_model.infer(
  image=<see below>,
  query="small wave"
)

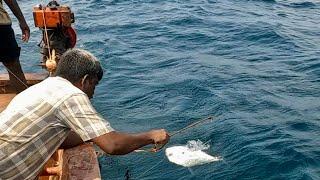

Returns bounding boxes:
[167,15,204,27]
[289,1,316,8]
[290,122,311,132]
[294,61,320,74]
[250,0,277,3]
[234,23,302,52]
[281,1,316,8]
[239,24,290,45]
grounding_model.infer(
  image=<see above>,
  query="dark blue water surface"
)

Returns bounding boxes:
[2,0,320,179]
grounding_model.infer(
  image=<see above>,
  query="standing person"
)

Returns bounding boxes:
[0,0,30,92]
[0,49,170,179]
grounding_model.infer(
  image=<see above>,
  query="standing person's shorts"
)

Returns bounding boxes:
[0,25,21,62]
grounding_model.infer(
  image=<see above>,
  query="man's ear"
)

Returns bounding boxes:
[80,74,89,88]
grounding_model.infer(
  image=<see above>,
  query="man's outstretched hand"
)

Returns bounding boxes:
[148,129,170,152]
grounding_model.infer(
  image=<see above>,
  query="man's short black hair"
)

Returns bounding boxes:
[55,49,103,83]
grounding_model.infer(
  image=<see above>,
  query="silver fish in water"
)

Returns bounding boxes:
[165,145,221,167]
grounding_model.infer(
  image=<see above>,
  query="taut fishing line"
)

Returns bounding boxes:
[169,116,213,137]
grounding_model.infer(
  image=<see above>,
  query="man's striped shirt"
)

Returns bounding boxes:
[0,77,114,179]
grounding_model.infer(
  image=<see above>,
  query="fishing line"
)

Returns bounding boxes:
[169,116,213,137]
[132,158,166,179]
[4,67,29,88]
[135,116,214,153]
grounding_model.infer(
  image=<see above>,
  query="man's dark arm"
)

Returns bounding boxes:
[93,129,170,155]
[4,0,25,22]
[4,0,30,41]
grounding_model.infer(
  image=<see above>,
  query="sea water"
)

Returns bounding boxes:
[2,0,320,179]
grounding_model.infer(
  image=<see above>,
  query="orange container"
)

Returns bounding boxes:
[33,6,74,28]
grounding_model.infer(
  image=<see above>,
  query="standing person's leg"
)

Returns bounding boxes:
[0,25,27,93]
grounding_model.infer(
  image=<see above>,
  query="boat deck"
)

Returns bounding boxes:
[0,73,47,111]
[0,94,15,112]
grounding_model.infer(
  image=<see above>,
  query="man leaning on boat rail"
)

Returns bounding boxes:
[0,0,30,92]
[0,49,170,179]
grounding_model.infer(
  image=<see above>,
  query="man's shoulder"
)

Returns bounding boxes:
[41,77,83,94]
[17,77,85,105]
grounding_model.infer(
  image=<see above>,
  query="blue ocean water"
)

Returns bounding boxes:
[2,0,320,179]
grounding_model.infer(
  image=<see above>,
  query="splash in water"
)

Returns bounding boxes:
[186,140,210,151]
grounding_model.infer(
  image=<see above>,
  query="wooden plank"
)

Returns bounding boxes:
[38,144,102,180]
[61,143,102,180]
[0,73,48,94]
[0,94,16,112]
[0,72,48,84]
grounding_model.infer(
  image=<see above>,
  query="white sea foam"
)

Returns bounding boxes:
[186,139,210,151]
[165,140,221,167]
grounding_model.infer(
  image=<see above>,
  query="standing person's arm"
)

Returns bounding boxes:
[4,0,30,42]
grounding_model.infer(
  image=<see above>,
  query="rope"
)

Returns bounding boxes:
[5,66,28,88]
[41,1,52,59]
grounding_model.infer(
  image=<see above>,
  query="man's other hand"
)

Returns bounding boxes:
[20,21,30,42]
